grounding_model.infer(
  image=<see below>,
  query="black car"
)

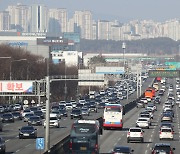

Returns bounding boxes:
[1,113,14,123]
[34,110,44,119]
[12,112,23,120]
[112,145,134,154]
[59,109,68,117]
[0,137,6,154]
[19,126,37,139]
[28,116,42,126]
[70,109,82,119]
[89,105,97,112]
[151,143,175,154]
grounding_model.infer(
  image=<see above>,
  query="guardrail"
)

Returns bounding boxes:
[44,78,155,154]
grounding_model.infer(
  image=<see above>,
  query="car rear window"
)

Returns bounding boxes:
[154,145,170,151]
[161,129,172,132]
[74,124,96,134]
[130,129,141,132]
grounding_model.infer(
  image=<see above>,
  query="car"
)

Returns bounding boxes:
[127,127,144,143]
[51,110,61,119]
[89,105,97,112]
[176,98,180,105]
[28,116,42,126]
[19,126,37,139]
[112,145,134,154]
[0,137,6,154]
[151,143,175,154]
[22,109,33,117]
[159,127,173,140]
[1,113,14,123]
[136,118,150,129]
[70,109,82,119]
[160,122,174,131]
[161,113,173,122]
[59,109,68,117]
[23,113,34,122]
[12,112,23,120]
[0,106,5,113]
[44,113,60,128]
[34,110,44,119]
[81,108,90,116]
[136,101,145,108]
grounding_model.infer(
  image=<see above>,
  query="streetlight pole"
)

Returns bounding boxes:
[122,42,126,67]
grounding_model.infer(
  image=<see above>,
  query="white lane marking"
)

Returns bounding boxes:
[145,150,148,154]
[16,149,20,153]
[122,134,124,136]
[25,144,31,147]
[118,138,121,141]
[5,139,9,143]
[147,144,149,148]
[4,124,9,126]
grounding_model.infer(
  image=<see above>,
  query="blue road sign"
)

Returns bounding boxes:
[36,138,45,150]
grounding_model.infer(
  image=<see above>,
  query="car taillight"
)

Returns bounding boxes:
[140,132,143,136]
[127,132,130,136]
[103,119,105,122]
[95,144,98,151]
[170,150,173,154]
[172,131,174,134]
[69,141,72,150]
[152,150,155,154]
[159,131,162,134]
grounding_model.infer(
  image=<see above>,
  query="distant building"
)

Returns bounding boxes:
[0,11,10,31]
[30,4,48,33]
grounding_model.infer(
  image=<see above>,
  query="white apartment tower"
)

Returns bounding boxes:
[49,8,67,33]
[97,20,110,40]
[31,4,48,33]
[73,11,93,39]
[0,11,10,31]
[6,3,29,32]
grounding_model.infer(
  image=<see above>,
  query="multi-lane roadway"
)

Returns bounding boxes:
[1,78,153,154]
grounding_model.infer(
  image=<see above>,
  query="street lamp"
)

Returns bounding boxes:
[122,42,126,67]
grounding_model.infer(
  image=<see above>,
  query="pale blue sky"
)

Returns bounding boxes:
[0,0,180,22]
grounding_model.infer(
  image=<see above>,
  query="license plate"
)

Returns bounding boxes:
[24,133,29,136]
[80,147,87,150]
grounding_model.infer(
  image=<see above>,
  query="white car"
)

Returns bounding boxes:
[159,127,173,140]
[127,127,144,143]
[136,118,150,129]
[176,98,180,105]
[44,113,60,128]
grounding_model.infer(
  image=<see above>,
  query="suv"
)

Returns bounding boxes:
[159,127,173,140]
[44,113,60,128]
[127,127,144,143]
[152,143,175,154]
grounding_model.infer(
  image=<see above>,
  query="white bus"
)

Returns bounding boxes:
[103,103,124,130]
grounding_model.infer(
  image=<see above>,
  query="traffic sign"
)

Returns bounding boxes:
[148,70,180,78]
[36,138,45,150]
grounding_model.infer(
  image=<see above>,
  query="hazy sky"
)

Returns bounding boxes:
[0,0,180,22]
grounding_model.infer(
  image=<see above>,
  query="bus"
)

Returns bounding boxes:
[69,119,102,154]
[103,103,124,130]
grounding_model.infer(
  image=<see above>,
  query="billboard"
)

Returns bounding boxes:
[95,67,125,74]
[148,70,180,78]
[0,81,33,93]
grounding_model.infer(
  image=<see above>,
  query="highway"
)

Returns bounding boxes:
[0,78,153,154]
[99,78,180,154]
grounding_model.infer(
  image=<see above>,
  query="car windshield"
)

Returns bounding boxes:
[154,145,170,151]
[2,114,12,117]
[72,110,81,113]
[12,112,20,116]
[50,117,57,120]
[25,114,34,117]
[105,107,121,112]
[29,116,40,120]
[21,126,34,131]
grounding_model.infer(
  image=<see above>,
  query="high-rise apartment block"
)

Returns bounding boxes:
[0,11,10,31]
[31,4,48,32]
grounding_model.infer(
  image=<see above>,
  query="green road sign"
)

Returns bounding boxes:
[165,62,180,69]
[148,70,180,78]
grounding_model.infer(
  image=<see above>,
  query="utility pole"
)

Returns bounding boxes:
[45,58,50,152]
